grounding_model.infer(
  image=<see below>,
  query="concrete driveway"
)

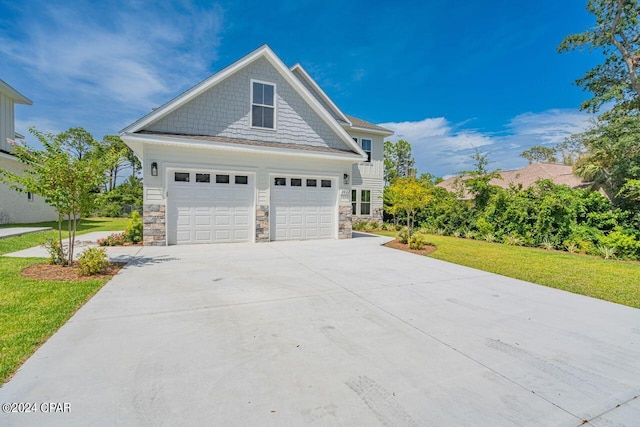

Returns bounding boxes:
[1,234,639,426]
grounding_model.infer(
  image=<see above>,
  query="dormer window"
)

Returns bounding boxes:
[251,80,275,129]
[361,139,372,162]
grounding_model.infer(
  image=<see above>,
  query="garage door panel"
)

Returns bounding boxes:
[168,172,254,245]
[271,177,336,241]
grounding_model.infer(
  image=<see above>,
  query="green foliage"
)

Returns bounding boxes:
[398,228,409,244]
[95,175,143,217]
[558,0,640,113]
[43,238,67,265]
[520,146,558,164]
[77,247,109,275]
[97,232,128,247]
[386,177,432,237]
[409,233,430,250]
[504,234,525,246]
[384,139,415,185]
[125,211,143,243]
[599,229,640,259]
[0,127,116,265]
[597,245,617,260]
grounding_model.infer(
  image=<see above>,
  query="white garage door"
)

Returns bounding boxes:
[168,171,254,245]
[270,176,337,241]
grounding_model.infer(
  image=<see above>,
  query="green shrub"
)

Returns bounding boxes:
[597,245,616,260]
[483,233,496,243]
[125,211,143,243]
[504,233,524,246]
[398,228,409,244]
[352,220,367,231]
[409,233,430,250]
[540,237,554,251]
[98,232,127,246]
[363,221,377,232]
[43,238,67,265]
[78,247,109,275]
[598,230,640,260]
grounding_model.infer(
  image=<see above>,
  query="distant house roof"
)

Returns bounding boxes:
[437,162,591,199]
[0,79,32,105]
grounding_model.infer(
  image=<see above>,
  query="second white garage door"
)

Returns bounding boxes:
[168,171,254,245]
[270,176,337,241]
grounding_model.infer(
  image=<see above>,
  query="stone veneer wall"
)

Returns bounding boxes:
[143,204,166,246]
[338,206,352,239]
[256,205,269,242]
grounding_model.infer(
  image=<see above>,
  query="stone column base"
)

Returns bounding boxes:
[143,204,166,246]
[338,205,352,239]
[256,205,269,242]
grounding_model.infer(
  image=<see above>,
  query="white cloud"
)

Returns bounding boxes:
[0,1,224,112]
[379,109,594,177]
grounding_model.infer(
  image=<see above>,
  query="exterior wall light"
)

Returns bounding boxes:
[343,173,350,185]
[151,162,158,177]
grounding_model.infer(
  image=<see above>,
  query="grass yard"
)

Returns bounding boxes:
[0,217,128,255]
[0,217,127,383]
[375,231,640,309]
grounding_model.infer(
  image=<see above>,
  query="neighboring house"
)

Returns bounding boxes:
[120,45,393,246]
[437,162,592,199]
[0,79,57,224]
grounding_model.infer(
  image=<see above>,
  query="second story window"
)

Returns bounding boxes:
[251,81,275,129]
[361,139,372,162]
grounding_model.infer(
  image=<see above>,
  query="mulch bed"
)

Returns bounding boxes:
[383,238,437,256]
[21,262,126,282]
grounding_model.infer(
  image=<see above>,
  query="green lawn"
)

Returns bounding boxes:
[0,217,127,383]
[0,217,128,255]
[375,231,640,309]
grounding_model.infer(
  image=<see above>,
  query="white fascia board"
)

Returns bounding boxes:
[0,79,32,105]
[344,125,394,136]
[121,133,362,162]
[290,64,351,125]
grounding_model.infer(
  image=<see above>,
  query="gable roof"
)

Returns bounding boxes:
[289,64,393,136]
[0,79,32,105]
[120,45,366,159]
[437,162,591,199]
[290,64,351,125]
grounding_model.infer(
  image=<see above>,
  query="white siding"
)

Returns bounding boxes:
[0,92,15,153]
[347,131,384,219]
[0,156,58,224]
[145,57,351,152]
[142,144,352,210]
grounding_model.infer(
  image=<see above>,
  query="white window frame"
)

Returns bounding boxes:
[351,189,357,215]
[27,192,34,202]
[360,189,371,216]
[361,139,372,163]
[250,79,277,131]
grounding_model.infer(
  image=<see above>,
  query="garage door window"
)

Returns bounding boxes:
[235,175,248,185]
[196,173,210,183]
[321,180,332,188]
[306,179,317,187]
[216,174,230,184]
[175,172,190,182]
[274,177,286,186]
[291,178,302,187]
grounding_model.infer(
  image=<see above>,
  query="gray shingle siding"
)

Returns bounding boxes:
[146,57,350,151]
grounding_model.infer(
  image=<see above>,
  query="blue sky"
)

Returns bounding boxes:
[0,0,601,177]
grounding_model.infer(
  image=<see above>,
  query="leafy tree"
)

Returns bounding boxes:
[0,127,114,265]
[95,175,143,217]
[385,177,432,237]
[520,146,559,164]
[99,135,141,192]
[384,139,415,185]
[571,113,640,205]
[459,150,502,210]
[558,0,640,113]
